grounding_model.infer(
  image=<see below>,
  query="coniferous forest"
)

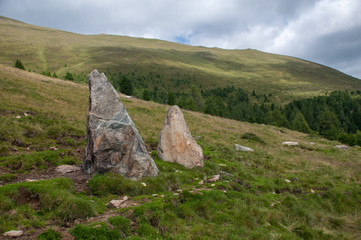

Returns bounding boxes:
[107,72,361,146]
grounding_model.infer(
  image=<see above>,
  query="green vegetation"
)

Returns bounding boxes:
[14,59,25,70]
[1,16,361,104]
[120,75,134,96]
[0,25,360,238]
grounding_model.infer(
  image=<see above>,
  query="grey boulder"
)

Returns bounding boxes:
[234,144,254,152]
[83,70,158,180]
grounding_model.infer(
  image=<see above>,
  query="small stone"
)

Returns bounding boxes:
[108,197,128,208]
[223,190,227,193]
[25,179,38,182]
[208,174,220,183]
[55,165,81,174]
[26,147,30,151]
[12,147,18,151]
[15,116,21,119]
[246,162,251,166]
[218,164,226,167]
[272,192,276,194]
[284,179,291,183]
[141,182,147,187]
[24,112,28,116]
[173,193,179,196]
[211,184,215,187]
[310,142,315,145]
[177,189,182,192]
[160,195,165,197]
[282,141,299,146]
[311,189,315,193]
[152,194,158,197]
[50,146,58,151]
[198,180,204,185]
[195,178,199,180]
[3,230,23,237]
[334,145,348,150]
[233,144,254,152]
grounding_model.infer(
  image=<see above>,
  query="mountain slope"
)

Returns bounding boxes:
[0,65,360,239]
[0,16,360,102]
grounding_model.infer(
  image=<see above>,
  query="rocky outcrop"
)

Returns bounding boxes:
[83,70,158,180]
[157,106,203,168]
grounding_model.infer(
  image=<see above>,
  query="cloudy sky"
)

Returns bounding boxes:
[1,0,360,79]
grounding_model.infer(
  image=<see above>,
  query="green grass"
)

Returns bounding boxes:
[0,16,361,104]
[0,65,360,239]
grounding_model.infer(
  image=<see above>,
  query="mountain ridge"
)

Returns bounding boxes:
[1,15,360,103]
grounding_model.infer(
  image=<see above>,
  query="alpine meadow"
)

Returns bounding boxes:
[0,16,360,239]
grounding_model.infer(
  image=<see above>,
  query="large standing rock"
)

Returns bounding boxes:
[157,106,204,168]
[83,70,158,180]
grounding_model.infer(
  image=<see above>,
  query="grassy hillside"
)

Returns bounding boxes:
[1,16,361,103]
[0,65,360,239]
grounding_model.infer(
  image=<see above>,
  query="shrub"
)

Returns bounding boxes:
[70,223,120,240]
[241,132,265,144]
[14,59,25,70]
[108,216,131,236]
[37,229,61,240]
[64,72,74,81]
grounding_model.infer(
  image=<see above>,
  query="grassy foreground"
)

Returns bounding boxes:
[0,65,360,239]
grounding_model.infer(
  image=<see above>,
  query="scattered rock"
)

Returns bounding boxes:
[55,165,81,174]
[157,105,204,168]
[282,141,299,146]
[284,179,291,183]
[24,112,28,116]
[108,196,129,208]
[311,189,315,193]
[152,194,158,197]
[207,175,220,183]
[141,182,147,187]
[218,164,226,167]
[83,70,158,180]
[211,184,215,187]
[310,142,315,145]
[50,146,58,151]
[25,179,39,182]
[233,144,254,152]
[173,193,179,196]
[3,230,23,237]
[198,180,204,185]
[15,116,21,119]
[334,145,348,150]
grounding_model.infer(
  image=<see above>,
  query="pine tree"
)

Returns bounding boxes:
[142,89,150,101]
[291,111,312,133]
[14,59,25,70]
[167,91,176,105]
[64,72,74,80]
[120,76,133,96]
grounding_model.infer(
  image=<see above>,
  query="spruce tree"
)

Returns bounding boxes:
[120,76,133,96]
[167,91,176,105]
[142,89,150,101]
[14,59,25,70]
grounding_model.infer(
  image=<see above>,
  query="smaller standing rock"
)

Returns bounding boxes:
[3,230,23,237]
[55,165,81,174]
[334,145,348,150]
[282,141,299,146]
[233,144,254,152]
[158,106,204,168]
